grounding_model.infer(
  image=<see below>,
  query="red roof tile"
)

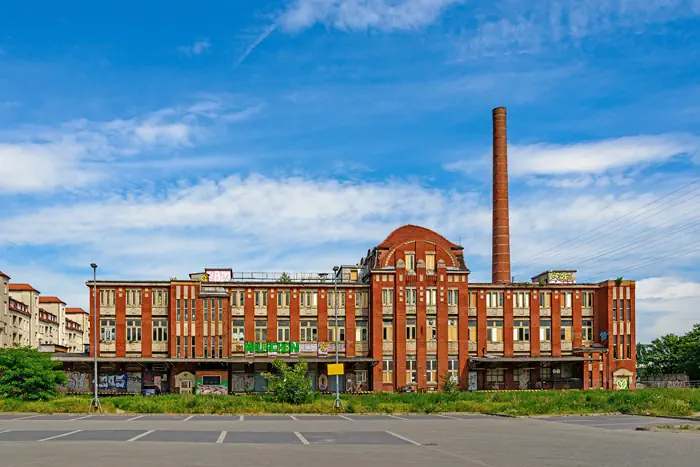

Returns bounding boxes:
[65,307,88,314]
[8,283,40,293]
[39,296,66,305]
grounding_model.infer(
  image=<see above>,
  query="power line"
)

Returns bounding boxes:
[514,178,700,268]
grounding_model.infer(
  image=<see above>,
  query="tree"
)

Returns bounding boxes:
[262,359,313,404]
[0,347,68,400]
[441,372,459,393]
[279,273,292,283]
[637,324,700,380]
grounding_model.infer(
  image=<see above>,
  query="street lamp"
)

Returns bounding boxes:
[90,263,102,413]
[333,266,341,410]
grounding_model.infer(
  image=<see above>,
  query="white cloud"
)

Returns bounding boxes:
[636,277,700,342]
[178,39,211,57]
[0,97,262,194]
[278,0,463,32]
[445,134,699,178]
[460,0,700,57]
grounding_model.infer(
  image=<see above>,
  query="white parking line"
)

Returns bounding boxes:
[437,414,461,420]
[13,415,38,421]
[216,431,227,444]
[294,432,310,445]
[38,430,82,442]
[289,415,299,421]
[70,415,93,421]
[338,415,353,421]
[126,430,154,442]
[183,415,194,421]
[387,414,408,420]
[386,431,421,446]
[126,415,144,421]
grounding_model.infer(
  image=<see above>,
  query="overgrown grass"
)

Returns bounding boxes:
[2,389,700,416]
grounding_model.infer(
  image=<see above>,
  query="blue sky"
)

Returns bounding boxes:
[2,0,700,343]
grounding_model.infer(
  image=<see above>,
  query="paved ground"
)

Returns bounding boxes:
[1,413,698,467]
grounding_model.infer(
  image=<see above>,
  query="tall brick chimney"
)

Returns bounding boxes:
[492,106,511,284]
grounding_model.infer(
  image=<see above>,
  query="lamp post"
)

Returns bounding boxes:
[333,266,341,410]
[90,263,102,412]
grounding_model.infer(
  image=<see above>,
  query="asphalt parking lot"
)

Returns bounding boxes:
[0,413,698,467]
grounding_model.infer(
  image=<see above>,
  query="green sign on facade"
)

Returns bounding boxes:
[244,341,300,355]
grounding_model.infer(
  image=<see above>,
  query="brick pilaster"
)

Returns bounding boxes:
[530,290,540,357]
[318,288,328,342]
[551,290,561,357]
[268,289,278,342]
[115,287,126,357]
[142,288,153,358]
[371,275,384,391]
[503,289,514,357]
[345,289,356,357]
[436,263,449,389]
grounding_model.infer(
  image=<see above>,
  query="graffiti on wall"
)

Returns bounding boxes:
[62,371,90,392]
[98,373,127,390]
[548,271,575,284]
[196,384,228,395]
[245,341,301,355]
[230,374,256,392]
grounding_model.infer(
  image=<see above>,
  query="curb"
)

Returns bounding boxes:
[632,413,700,422]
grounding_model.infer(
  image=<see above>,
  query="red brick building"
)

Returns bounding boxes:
[57,108,636,394]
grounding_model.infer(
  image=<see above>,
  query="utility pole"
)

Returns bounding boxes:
[90,263,102,413]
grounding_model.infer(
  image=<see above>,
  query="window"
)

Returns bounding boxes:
[277,291,290,307]
[513,291,530,308]
[613,299,617,321]
[126,320,141,341]
[468,291,477,307]
[153,320,168,342]
[176,299,181,321]
[204,335,209,357]
[355,291,368,308]
[447,289,459,306]
[468,319,477,341]
[613,336,619,359]
[350,270,358,281]
[486,291,503,308]
[382,358,394,383]
[153,290,168,307]
[219,336,223,358]
[426,288,437,306]
[100,289,116,307]
[582,291,594,308]
[356,320,368,342]
[487,320,503,342]
[184,299,189,321]
[300,291,317,308]
[448,358,459,381]
[448,319,458,341]
[540,319,552,342]
[626,334,631,359]
[126,289,142,306]
[582,320,593,342]
[202,375,220,386]
[301,320,317,342]
[406,319,417,340]
[232,290,245,307]
[405,253,415,271]
[100,319,115,342]
[514,320,530,342]
[486,369,504,388]
[255,291,268,307]
[328,291,345,308]
[232,320,245,342]
[539,291,552,308]
[561,319,573,342]
[427,318,437,340]
[427,359,437,384]
[328,319,346,342]
[405,288,416,306]
[562,292,572,308]
[382,288,394,306]
[218,299,223,321]
[255,320,267,342]
[625,300,631,321]
[382,320,393,341]
[406,359,417,384]
[277,320,290,342]
[425,252,436,271]
[176,336,181,356]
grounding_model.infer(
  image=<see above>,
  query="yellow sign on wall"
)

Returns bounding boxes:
[327,363,345,376]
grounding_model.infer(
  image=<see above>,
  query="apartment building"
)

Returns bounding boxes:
[0,274,85,352]
[56,107,636,395]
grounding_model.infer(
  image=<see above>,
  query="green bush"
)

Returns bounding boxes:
[0,347,68,400]
[442,372,459,393]
[262,358,314,404]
